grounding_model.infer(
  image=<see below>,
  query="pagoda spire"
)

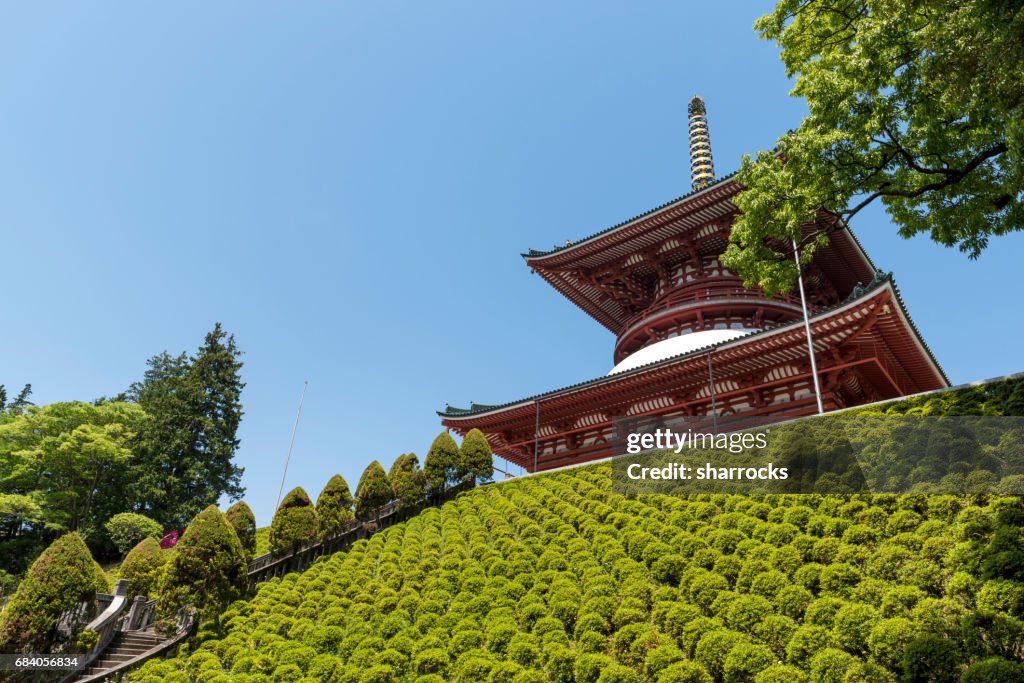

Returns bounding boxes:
[687,95,715,191]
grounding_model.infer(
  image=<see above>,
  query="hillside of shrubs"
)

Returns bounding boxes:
[130,377,1024,683]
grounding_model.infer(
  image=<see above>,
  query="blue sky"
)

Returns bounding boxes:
[2,2,1019,527]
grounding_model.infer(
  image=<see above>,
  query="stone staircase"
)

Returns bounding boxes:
[72,629,165,681]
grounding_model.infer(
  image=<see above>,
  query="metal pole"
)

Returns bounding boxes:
[533,400,540,473]
[706,350,718,433]
[275,381,308,511]
[793,239,825,414]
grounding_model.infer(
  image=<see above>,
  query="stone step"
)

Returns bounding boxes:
[117,637,161,648]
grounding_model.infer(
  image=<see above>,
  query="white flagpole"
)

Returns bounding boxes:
[793,240,824,414]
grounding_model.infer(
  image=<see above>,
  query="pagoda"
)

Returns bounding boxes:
[440,97,948,473]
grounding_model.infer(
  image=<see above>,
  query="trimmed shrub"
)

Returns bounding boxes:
[0,532,104,652]
[355,461,392,521]
[105,512,163,556]
[657,660,714,683]
[901,633,960,683]
[722,642,774,683]
[119,537,168,598]
[158,505,246,628]
[225,501,257,557]
[270,487,317,554]
[960,657,1024,683]
[389,456,426,510]
[459,428,494,485]
[315,475,355,536]
[807,648,857,683]
[424,432,459,495]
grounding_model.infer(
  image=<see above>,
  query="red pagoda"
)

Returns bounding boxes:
[440,97,948,473]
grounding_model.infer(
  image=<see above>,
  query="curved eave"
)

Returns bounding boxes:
[520,177,876,333]
[523,174,741,267]
[439,275,947,420]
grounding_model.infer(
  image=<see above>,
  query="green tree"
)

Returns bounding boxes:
[0,401,143,542]
[225,501,257,558]
[721,0,1024,295]
[0,383,33,415]
[129,323,245,527]
[269,487,316,554]
[355,461,392,522]
[459,428,493,486]
[104,512,163,556]
[315,475,354,537]
[424,431,459,495]
[119,537,167,599]
[389,454,426,509]
[157,505,246,628]
[0,532,105,653]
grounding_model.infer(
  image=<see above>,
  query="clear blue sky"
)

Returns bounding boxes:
[2,2,1019,527]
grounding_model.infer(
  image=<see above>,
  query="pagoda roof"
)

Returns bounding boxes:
[439,271,948,420]
[521,174,878,333]
[523,171,740,260]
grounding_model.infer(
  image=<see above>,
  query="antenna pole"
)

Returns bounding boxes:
[275,381,308,511]
[793,240,825,414]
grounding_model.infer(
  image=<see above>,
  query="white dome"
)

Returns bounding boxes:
[608,329,757,375]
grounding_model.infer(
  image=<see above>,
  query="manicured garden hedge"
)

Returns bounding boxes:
[130,377,1024,682]
[131,467,1024,682]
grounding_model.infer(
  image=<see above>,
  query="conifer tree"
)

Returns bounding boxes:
[355,461,392,522]
[119,537,167,599]
[157,505,246,629]
[269,487,316,554]
[460,428,494,486]
[129,323,245,527]
[0,532,105,653]
[424,431,459,495]
[389,454,426,509]
[315,475,354,537]
[225,501,257,558]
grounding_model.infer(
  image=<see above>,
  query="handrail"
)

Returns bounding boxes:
[58,579,130,683]
[72,606,197,683]
[247,481,475,581]
[619,286,805,334]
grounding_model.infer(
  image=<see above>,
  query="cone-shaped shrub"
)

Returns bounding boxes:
[119,537,167,599]
[389,454,426,509]
[225,501,257,557]
[355,461,392,520]
[157,505,246,628]
[424,431,458,495]
[269,487,317,554]
[316,475,355,536]
[0,532,105,653]
[460,428,493,485]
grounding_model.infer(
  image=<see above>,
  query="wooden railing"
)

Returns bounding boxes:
[247,482,475,585]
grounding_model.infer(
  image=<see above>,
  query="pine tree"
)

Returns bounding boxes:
[315,475,354,537]
[424,431,459,496]
[460,428,494,486]
[129,323,245,527]
[355,461,392,522]
[389,454,426,509]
